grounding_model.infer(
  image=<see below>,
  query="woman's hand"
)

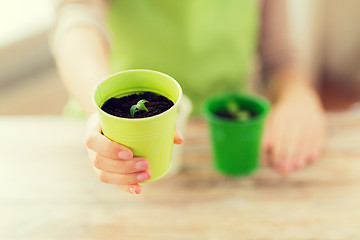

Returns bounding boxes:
[85,114,183,194]
[262,76,326,176]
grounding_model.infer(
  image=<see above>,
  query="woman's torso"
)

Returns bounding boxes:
[107,0,259,113]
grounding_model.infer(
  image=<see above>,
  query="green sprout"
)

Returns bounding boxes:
[226,100,250,121]
[130,99,149,118]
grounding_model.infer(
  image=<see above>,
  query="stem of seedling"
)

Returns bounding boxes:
[226,100,250,121]
[130,99,149,118]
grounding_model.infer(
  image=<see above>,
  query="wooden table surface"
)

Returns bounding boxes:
[1,112,360,240]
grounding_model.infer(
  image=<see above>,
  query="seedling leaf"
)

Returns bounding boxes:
[236,111,250,121]
[227,100,239,115]
[130,105,138,118]
[226,100,250,121]
[137,100,149,111]
[130,99,149,118]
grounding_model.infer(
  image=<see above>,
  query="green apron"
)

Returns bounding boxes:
[107,0,259,114]
[65,0,259,116]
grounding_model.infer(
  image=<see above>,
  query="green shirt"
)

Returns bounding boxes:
[107,0,259,114]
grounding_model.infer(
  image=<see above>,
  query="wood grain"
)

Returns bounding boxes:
[1,112,360,240]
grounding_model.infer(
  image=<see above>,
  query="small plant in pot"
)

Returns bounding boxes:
[93,70,182,182]
[130,99,149,118]
[203,93,270,176]
[101,92,174,119]
[215,100,255,121]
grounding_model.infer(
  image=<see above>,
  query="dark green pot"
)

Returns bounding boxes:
[203,93,270,176]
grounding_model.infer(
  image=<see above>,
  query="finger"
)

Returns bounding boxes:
[282,127,304,173]
[289,133,310,170]
[98,169,152,185]
[91,159,142,194]
[270,121,285,167]
[272,128,293,176]
[261,116,273,166]
[264,110,286,169]
[295,127,323,169]
[85,129,133,160]
[293,148,308,170]
[305,138,322,165]
[93,156,149,174]
[174,128,184,144]
[118,184,142,194]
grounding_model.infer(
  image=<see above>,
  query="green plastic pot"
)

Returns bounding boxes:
[203,93,270,176]
[93,69,182,182]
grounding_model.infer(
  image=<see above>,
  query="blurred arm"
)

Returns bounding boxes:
[259,0,326,175]
[259,0,314,102]
[51,0,110,115]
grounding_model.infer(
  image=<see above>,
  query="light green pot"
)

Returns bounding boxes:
[93,70,182,182]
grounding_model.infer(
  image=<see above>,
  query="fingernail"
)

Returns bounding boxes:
[308,154,316,163]
[284,164,292,172]
[274,161,281,168]
[137,172,150,181]
[277,162,287,171]
[147,169,152,179]
[296,161,304,168]
[293,161,300,169]
[135,160,148,170]
[129,186,136,194]
[119,151,132,160]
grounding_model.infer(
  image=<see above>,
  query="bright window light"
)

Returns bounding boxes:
[0,0,54,47]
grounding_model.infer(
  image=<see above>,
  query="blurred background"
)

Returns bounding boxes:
[0,0,68,115]
[1,0,359,115]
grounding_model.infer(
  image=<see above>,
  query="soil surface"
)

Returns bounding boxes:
[215,110,257,121]
[101,92,174,118]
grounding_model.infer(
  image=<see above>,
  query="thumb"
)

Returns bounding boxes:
[174,128,184,144]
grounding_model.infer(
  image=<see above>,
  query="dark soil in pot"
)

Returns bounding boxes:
[215,109,257,121]
[101,91,174,118]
